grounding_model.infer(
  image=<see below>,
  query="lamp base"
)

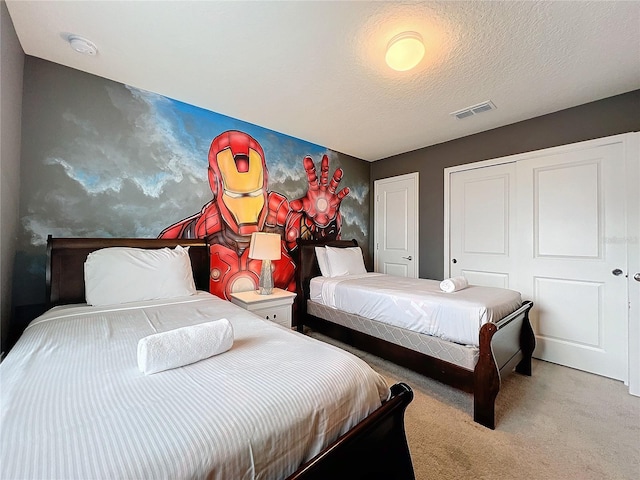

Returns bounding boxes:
[257,259,274,295]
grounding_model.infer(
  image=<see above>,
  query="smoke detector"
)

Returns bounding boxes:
[450,101,496,120]
[67,35,98,55]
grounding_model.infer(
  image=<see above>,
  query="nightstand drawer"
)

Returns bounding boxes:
[229,288,297,329]
[252,305,291,328]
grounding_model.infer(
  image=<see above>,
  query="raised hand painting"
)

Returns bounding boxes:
[159,130,349,299]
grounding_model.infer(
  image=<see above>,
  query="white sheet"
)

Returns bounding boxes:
[310,273,522,346]
[0,292,389,480]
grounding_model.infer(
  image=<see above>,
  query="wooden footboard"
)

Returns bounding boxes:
[301,303,534,429]
[474,300,535,429]
[288,383,415,480]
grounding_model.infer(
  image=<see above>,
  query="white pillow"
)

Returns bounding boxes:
[315,247,332,277]
[84,246,197,306]
[325,246,367,277]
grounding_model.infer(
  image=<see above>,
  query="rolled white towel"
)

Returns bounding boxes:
[440,276,469,293]
[138,318,233,375]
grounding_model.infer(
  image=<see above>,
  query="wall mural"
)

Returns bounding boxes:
[160,130,350,299]
[16,59,369,305]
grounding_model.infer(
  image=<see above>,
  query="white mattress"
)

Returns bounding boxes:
[310,273,522,346]
[0,292,389,480]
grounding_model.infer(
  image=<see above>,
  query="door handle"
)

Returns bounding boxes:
[634,273,640,282]
[612,268,624,276]
[402,256,412,261]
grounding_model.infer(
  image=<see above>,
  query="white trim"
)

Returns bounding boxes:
[443,169,451,278]
[374,172,419,277]
[444,132,634,175]
[625,132,640,396]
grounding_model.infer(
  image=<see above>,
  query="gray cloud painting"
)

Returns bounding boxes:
[16,59,370,304]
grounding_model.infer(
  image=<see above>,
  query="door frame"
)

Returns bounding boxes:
[373,172,419,277]
[444,132,639,395]
[625,132,639,396]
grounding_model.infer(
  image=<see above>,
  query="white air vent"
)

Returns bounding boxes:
[450,101,496,120]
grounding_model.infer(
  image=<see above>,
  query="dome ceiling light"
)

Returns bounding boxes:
[67,35,98,55]
[385,31,425,71]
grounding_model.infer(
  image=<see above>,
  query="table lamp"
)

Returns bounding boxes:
[248,232,282,295]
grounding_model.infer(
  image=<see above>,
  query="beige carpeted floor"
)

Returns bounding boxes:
[308,331,640,480]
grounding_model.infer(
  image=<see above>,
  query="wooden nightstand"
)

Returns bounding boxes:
[230,288,297,328]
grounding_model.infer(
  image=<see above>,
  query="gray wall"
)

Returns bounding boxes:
[0,0,24,355]
[370,90,640,280]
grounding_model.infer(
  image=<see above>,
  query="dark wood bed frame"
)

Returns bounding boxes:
[45,236,416,480]
[294,238,536,430]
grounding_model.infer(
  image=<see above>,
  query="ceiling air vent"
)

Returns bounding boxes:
[450,101,496,120]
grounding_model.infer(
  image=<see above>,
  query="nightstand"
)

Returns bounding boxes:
[230,288,297,328]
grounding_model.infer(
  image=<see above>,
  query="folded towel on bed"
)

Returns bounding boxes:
[440,276,469,293]
[138,319,234,375]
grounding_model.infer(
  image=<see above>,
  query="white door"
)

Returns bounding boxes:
[517,142,628,381]
[374,173,418,277]
[449,163,517,288]
[447,138,629,382]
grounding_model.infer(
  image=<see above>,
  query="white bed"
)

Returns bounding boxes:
[0,292,389,480]
[297,239,535,430]
[310,273,523,346]
[1,237,416,480]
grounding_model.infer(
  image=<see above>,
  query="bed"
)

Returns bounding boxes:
[0,236,415,480]
[295,238,535,430]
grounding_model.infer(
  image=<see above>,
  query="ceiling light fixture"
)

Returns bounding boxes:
[67,35,98,56]
[385,31,425,71]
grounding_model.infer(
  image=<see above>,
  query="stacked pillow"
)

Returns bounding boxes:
[315,246,367,277]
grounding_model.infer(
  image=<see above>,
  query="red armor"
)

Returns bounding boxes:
[159,130,348,300]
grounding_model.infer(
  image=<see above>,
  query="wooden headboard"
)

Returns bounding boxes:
[294,238,358,324]
[46,236,209,307]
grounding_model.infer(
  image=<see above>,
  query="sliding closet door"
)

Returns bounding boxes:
[447,134,632,383]
[517,141,628,381]
[449,163,517,288]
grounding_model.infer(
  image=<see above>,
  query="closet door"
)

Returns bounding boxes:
[517,142,628,381]
[449,163,517,288]
[447,135,631,383]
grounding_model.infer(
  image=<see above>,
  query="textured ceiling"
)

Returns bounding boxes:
[6,1,640,161]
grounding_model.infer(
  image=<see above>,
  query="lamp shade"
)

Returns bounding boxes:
[248,232,282,260]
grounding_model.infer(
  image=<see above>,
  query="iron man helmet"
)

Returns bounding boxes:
[208,130,269,236]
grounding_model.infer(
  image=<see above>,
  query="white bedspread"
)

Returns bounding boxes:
[310,273,522,346]
[0,292,389,480]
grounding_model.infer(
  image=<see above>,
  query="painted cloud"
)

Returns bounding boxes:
[21,82,369,249]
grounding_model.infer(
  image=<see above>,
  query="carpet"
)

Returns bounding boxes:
[308,331,640,480]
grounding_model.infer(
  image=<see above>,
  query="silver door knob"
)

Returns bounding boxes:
[402,256,412,261]
[612,268,623,276]
[634,273,640,282]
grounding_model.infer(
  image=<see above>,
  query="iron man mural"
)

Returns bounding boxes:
[159,130,349,299]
